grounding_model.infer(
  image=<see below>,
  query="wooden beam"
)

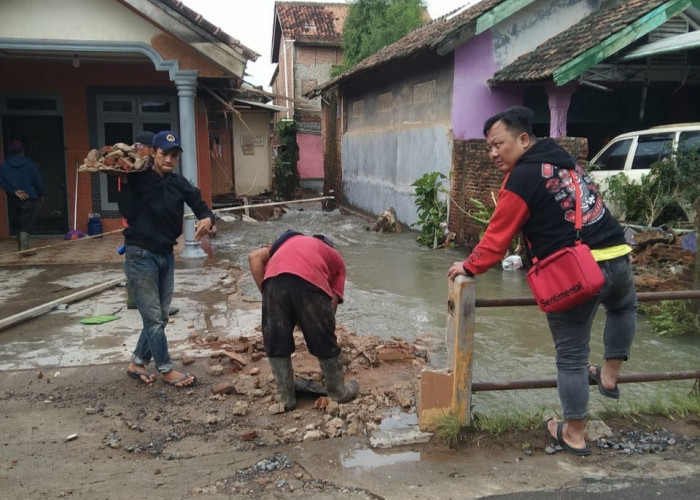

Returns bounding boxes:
[553,0,691,86]
[437,21,477,56]
[0,277,125,332]
[475,0,538,35]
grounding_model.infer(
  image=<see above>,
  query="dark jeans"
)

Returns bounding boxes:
[7,196,37,234]
[261,274,340,360]
[124,245,175,373]
[546,255,638,420]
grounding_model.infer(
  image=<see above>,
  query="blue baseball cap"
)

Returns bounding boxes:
[152,130,182,152]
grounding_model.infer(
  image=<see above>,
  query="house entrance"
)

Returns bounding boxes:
[2,113,68,235]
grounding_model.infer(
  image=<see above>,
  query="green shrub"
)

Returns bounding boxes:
[411,171,448,248]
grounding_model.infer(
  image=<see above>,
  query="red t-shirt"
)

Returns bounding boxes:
[264,235,345,301]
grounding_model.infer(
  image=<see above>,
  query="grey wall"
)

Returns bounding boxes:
[342,60,453,226]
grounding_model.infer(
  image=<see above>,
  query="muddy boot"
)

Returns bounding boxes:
[269,357,296,411]
[319,355,359,403]
[126,281,137,309]
[18,232,35,256]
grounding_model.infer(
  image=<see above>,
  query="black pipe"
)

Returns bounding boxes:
[471,370,700,392]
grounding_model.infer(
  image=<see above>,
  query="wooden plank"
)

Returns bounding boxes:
[0,276,126,332]
[475,0,538,35]
[554,0,691,85]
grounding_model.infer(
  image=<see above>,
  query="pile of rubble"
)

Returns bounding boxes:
[188,325,434,444]
[79,142,151,173]
[630,228,695,291]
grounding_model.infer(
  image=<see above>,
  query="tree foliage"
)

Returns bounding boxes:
[332,0,426,77]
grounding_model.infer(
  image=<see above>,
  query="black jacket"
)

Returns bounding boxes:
[464,139,627,274]
[118,169,215,255]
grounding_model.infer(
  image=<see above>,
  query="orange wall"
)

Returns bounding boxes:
[0,59,213,238]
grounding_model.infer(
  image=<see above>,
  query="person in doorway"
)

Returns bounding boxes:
[0,139,44,254]
[123,131,178,317]
[118,130,215,387]
[248,230,359,410]
[446,106,637,456]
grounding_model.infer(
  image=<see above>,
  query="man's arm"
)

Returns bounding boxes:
[248,246,271,292]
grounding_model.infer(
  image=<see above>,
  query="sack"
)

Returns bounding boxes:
[526,244,604,313]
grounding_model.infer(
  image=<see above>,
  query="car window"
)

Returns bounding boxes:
[678,131,700,154]
[632,133,674,169]
[593,139,632,171]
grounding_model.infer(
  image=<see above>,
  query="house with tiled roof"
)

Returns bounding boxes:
[271,1,349,190]
[0,0,274,256]
[308,0,700,245]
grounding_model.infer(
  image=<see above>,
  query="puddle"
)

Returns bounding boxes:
[341,448,421,469]
[379,411,418,430]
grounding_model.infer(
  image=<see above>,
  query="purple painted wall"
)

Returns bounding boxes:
[452,31,523,140]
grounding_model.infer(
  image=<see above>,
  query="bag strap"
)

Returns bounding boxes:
[526,167,583,262]
[570,171,583,245]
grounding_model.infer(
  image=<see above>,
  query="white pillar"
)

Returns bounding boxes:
[174,73,206,259]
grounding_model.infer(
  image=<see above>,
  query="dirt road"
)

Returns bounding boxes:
[2,349,699,500]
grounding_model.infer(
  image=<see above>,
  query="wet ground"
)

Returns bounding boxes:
[0,205,699,499]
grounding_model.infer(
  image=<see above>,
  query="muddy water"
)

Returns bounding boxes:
[213,205,700,413]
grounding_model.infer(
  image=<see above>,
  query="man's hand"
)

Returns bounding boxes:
[447,261,472,281]
[14,189,29,201]
[193,217,213,241]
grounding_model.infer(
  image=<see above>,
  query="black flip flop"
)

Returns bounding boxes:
[588,365,620,399]
[127,369,155,384]
[547,419,591,456]
[163,373,197,388]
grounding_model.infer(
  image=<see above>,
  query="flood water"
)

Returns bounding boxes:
[212,204,700,414]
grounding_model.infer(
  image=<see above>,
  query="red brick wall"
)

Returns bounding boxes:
[449,137,588,250]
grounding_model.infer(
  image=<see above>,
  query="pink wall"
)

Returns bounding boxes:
[297,133,323,178]
[452,31,523,140]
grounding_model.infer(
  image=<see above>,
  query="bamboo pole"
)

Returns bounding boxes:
[189,196,335,217]
[0,276,125,332]
[0,229,123,259]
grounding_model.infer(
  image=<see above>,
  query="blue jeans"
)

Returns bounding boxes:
[546,255,637,420]
[124,245,175,373]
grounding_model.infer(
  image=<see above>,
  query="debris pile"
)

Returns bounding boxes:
[189,324,433,445]
[631,229,695,291]
[79,142,151,173]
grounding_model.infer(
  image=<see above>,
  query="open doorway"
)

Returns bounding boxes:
[2,114,68,235]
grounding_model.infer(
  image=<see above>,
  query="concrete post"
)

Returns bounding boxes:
[174,74,206,259]
[546,83,577,138]
[448,275,475,426]
[418,275,475,430]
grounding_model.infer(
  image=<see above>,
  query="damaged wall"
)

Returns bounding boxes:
[341,60,453,226]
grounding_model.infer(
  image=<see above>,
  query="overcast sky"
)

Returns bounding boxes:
[180,0,471,88]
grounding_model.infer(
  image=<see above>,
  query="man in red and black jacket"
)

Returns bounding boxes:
[447,107,637,456]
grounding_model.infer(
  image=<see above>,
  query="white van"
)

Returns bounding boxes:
[588,123,700,186]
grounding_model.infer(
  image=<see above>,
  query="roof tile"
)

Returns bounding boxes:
[490,0,669,83]
[275,1,349,43]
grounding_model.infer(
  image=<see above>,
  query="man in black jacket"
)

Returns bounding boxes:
[118,130,214,387]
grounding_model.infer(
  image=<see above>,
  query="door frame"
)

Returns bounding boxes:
[1,92,68,235]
